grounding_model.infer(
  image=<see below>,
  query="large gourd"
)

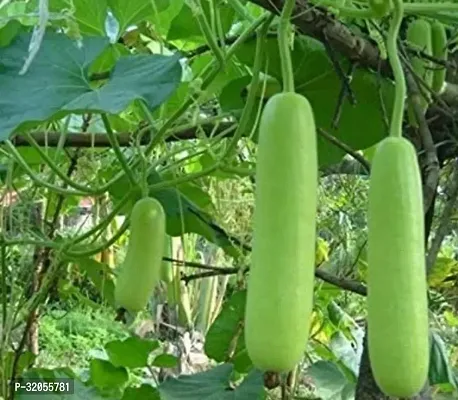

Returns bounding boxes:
[406,18,433,125]
[115,197,166,312]
[367,137,429,397]
[244,92,318,372]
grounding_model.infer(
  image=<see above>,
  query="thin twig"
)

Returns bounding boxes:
[164,256,238,274]
[315,268,367,296]
[332,62,357,129]
[318,128,371,173]
[180,257,367,296]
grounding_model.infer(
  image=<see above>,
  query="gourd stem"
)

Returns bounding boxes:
[278,0,296,93]
[386,0,405,138]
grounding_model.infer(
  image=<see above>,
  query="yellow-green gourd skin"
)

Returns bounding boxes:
[244,92,318,373]
[406,19,433,119]
[431,21,447,94]
[367,137,429,398]
[160,234,174,283]
[115,197,166,312]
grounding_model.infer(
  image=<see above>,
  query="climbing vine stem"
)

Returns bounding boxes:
[278,0,296,92]
[386,0,405,138]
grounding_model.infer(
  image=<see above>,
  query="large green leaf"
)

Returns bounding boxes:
[121,384,161,400]
[146,0,184,38]
[233,36,395,167]
[108,0,169,37]
[89,359,128,393]
[0,1,37,27]
[306,361,352,400]
[73,0,108,36]
[167,0,236,42]
[105,337,160,369]
[429,331,457,388]
[75,258,116,306]
[108,171,240,257]
[158,364,265,400]
[191,55,245,101]
[0,20,25,47]
[205,290,247,363]
[151,354,179,368]
[0,32,182,141]
[16,368,106,400]
[0,351,36,383]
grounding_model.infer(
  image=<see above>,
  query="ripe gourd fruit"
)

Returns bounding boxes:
[406,18,433,124]
[115,197,166,312]
[244,92,318,372]
[431,20,447,94]
[367,137,429,397]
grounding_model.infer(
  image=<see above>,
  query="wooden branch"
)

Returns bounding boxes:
[405,72,440,212]
[248,0,389,74]
[315,268,367,296]
[9,122,236,148]
[318,128,371,173]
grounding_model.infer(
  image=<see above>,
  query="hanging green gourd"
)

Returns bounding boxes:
[367,0,429,397]
[244,0,318,373]
[115,197,166,312]
[406,18,433,126]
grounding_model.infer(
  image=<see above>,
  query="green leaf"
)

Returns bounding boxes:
[109,171,240,258]
[219,76,261,141]
[73,0,108,36]
[0,32,182,141]
[233,36,394,167]
[16,368,105,400]
[159,363,233,399]
[232,348,253,374]
[89,43,131,75]
[429,331,456,387]
[0,1,36,27]
[0,351,36,382]
[231,369,265,399]
[428,257,458,288]
[75,258,116,307]
[89,359,129,390]
[306,361,350,400]
[329,332,358,380]
[167,1,235,42]
[146,0,184,38]
[158,364,265,400]
[108,0,169,36]
[105,337,160,369]
[192,55,244,100]
[0,20,24,47]
[122,384,161,400]
[443,310,458,327]
[205,290,246,363]
[151,354,179,368]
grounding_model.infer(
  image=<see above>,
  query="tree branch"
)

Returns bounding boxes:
[405,71,440,213]
[318,128,371,173]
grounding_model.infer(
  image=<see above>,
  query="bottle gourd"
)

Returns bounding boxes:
[367,137,429,397]
[244,92,318,372]
[115,197,166,312]
[431,20,447,94]
[406,18,433,124]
